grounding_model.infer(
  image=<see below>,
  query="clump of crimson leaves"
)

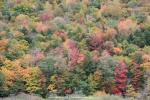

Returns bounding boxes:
[113,62,128,95]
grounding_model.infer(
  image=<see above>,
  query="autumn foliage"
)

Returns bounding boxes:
[113,62,128,95]
[0,0,150,99]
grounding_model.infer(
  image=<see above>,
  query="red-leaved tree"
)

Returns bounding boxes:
[113,62,128,95]
[64,39,84,67]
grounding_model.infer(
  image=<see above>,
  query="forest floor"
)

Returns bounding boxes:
[0,93,44,100]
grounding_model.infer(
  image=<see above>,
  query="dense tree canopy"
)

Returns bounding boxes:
[0,0,150,99]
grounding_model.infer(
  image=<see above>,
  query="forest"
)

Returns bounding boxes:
[0,0,150,100]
